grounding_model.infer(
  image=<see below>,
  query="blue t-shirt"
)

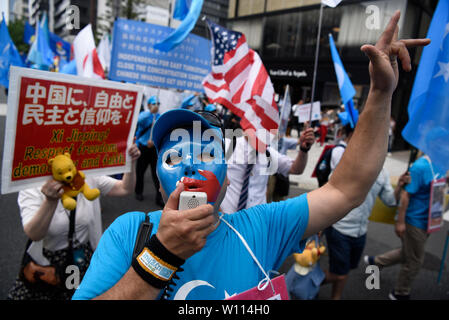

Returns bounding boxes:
[404,157,445,230]
[135,111,160,148]
[72,194,309,300]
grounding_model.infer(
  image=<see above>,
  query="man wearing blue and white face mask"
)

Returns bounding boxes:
[72,12,431,300]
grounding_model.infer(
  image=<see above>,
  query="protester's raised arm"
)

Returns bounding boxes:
[289,127,314,175]
[106,143,140,197]
[23,179,64,241]
[304,11,430,238]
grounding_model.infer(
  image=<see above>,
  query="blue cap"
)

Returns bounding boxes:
[147,95,159,105]
[181,94,195,108]
[152,109,220,153]
[204,104,216,112]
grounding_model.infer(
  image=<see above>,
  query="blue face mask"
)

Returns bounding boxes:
[156,127,227,205]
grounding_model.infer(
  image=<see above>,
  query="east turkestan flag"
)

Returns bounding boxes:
[329,33,358,127]
[0,13,24,88]
[402,0,449,173]
[154,0,204,52]
[27,12,55,67]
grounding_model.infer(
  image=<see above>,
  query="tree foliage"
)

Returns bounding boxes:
[7,18,30,55]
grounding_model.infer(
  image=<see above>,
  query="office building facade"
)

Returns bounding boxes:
[227,0,437,150]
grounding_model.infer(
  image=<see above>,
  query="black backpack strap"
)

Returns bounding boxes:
[21,239,34,266]
[132,214,153,258]
[65,196,78,267]
[329,143,346,158]
[68,207,76,252]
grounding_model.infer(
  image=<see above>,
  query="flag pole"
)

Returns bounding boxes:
[168,0,173,27]
[309,3,324,125]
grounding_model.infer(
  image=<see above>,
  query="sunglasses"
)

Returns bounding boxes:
[196,110,223,129]
[195,110,226,157]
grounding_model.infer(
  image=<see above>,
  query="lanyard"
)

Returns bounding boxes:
[423,155,439,181]
[219,215,276,295]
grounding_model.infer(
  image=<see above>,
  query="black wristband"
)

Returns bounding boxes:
[132,234,185,289]
[300,145,310,153]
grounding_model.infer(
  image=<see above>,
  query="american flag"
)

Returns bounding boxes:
[202,20,279,152]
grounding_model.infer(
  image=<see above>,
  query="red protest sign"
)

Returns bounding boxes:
[1,67,143,194]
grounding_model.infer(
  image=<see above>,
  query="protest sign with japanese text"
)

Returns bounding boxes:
[1,67,143,194]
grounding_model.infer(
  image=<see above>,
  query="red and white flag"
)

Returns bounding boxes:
[202,20,279,152]
[73,24,104,79]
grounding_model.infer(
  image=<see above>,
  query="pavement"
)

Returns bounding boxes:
[0,109,448,300]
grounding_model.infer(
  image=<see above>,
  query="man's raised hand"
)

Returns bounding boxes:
[361,11,430,94]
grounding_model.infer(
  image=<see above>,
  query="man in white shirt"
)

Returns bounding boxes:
[221,128,315,214]
[330,124,353,171]
[323,125,410,299]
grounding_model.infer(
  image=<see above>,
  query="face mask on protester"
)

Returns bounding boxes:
[152,109,227,209]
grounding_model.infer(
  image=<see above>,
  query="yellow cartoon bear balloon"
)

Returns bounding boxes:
[48,153,100,210]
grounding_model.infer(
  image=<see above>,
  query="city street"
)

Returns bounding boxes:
[282,133,449,300]
[0,0,448,304]
[0,98,448,299]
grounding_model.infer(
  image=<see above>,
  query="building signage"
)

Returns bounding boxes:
[269,69,308,79]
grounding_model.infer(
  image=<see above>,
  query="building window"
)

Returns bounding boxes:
[229,19,263,51]
[261,0,409,60]
[263,8,341,59]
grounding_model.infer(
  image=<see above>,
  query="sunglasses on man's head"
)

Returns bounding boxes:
[195,110,223,129]
[195,110,225,155]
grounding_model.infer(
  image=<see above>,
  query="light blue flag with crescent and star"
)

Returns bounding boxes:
[27,12,55,67]
[23,20,70,63]
[402,0,449,173]
[329,33,358,128]
[0,13,24,88]
[60,58,77,75]
[23,20,35,44]
[173,0,192,20]
[154,0,204,52]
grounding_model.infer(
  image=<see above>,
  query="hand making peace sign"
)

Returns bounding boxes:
[361,11,431,94]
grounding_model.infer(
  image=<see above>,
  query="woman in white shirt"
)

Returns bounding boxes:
[7,144,140,300]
